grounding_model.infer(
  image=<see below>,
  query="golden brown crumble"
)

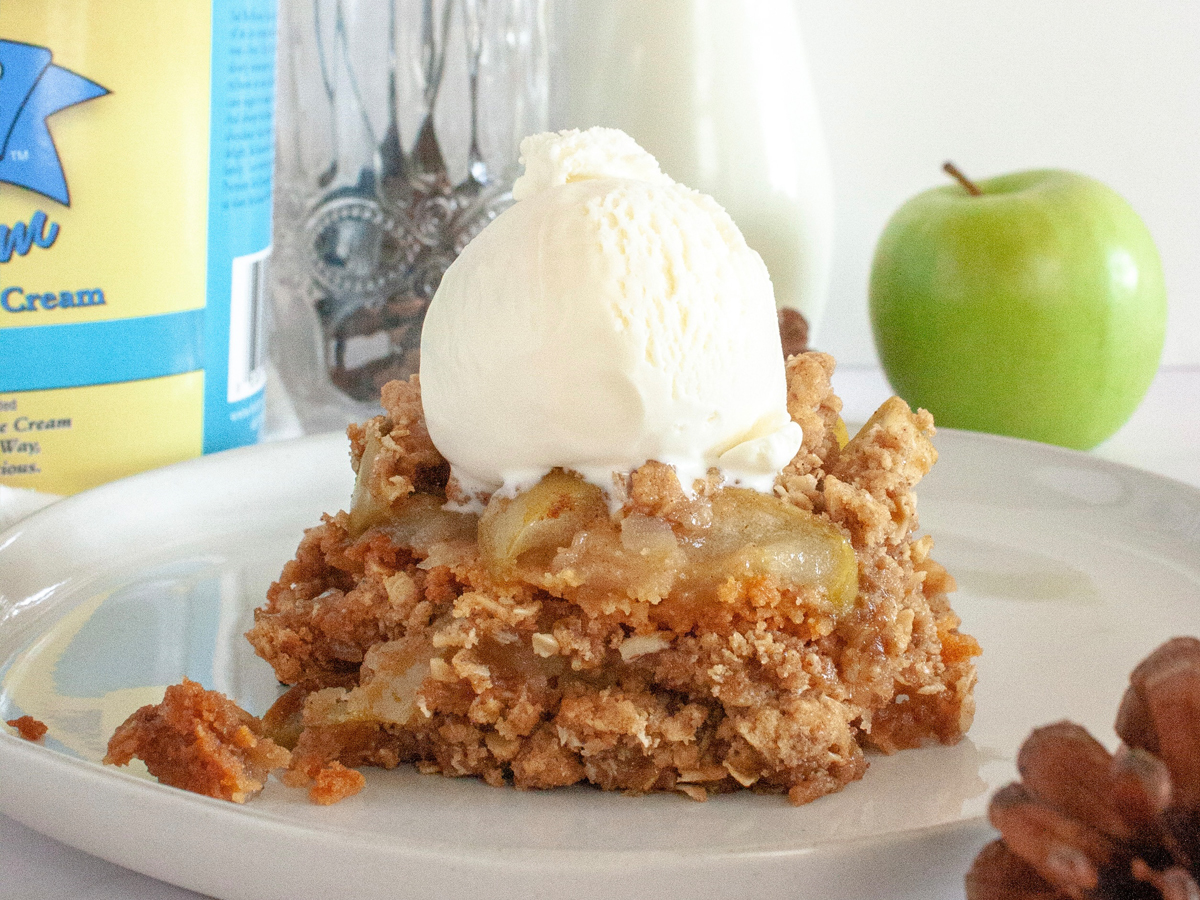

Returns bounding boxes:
[6,715,48,742]
[104,679,291,803]
[245,352,979,804]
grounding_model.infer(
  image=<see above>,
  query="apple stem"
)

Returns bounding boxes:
[943,162,983,196]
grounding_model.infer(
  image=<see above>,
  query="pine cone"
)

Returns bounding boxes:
[778,307,809,359]
[967,637,1200,900]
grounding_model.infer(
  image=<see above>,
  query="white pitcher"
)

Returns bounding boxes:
[558,0,834,340]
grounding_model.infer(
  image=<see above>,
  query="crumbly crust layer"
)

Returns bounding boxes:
[104,679,291,803]
[247,353,979,804]
[6,715,48,742]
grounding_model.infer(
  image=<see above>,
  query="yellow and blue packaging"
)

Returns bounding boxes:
[0,1,276,494]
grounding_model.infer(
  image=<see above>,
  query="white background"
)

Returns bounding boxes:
[793,0,1199,368]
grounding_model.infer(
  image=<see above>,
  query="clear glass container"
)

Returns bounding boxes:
[271,0,550,432]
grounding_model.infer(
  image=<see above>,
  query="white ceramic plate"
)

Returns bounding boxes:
[2,431,1199,900]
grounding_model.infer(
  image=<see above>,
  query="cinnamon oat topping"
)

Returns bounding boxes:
[246,352,979,805]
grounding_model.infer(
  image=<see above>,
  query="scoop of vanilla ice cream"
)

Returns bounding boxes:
[419,127,802,505]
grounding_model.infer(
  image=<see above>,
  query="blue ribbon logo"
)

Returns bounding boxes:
[0,39,108,206]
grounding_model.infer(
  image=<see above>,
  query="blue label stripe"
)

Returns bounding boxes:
[203,0,277,453]
[0,310,204,391]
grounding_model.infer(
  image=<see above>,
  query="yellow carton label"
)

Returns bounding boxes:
[0,375,204,495]
[0,0,277,495]
[0,3,213,327]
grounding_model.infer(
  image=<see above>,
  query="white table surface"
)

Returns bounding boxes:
[3,364,1199,900]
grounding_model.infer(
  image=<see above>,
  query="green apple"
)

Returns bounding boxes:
[869,167,1167,450]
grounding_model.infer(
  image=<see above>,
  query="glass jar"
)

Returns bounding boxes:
[271,0,550,433]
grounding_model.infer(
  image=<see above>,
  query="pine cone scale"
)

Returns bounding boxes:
[988,783,1120,897]
[1017,722,1133,843]
[966,839,1064,900]
[1126,639,1200,809]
